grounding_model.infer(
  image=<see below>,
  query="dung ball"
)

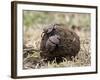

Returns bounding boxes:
[40,24,80,63]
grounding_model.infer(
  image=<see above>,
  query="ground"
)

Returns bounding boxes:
[23,26,91,69]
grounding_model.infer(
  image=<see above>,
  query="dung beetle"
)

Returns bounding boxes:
[41,24,57,38]
[45,35,60,52]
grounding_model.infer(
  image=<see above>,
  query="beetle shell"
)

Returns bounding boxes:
[46,35,60,51]
[43,24,57,34]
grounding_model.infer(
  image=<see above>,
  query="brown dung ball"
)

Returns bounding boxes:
[40,24,80,63]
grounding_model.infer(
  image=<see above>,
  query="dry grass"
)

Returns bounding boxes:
[23,26,91,69]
